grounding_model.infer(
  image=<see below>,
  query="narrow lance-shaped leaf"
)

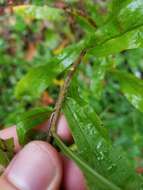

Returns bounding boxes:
[87,0,143,57]
[0,138,15,173]
[16,107,52,145]
[63,97,143,190]
[15,63,61,99]
[111,70,143,113]
[53,133,121,190]
[90,57,113,99]
[110,0,143,32]
[75,15,96,33]
[15,40,86,99]
[57,39,86,68]
[88,25,143,57]
[90,0,143,44]
[0,149,9,173]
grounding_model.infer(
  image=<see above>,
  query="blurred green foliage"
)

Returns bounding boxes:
[0,0,143,156]
[1,0,143,187]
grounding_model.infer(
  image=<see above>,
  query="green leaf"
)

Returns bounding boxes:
[0,138,14,154]
[84,0,108,27]
[88,25,143,57]
[97,0,143,43]
[111,70,143,113]
[109,0,143,32]
[90,57,113,99]
[87,0,143,56]
[16,107,52,145]
[15,63,61,98]
[57,39,86,68]
[53,133,121,190]
[63,97,143,190]
[76,15,96,33]
[65,97,109,142]
[0,149,9,169]
[15,39,86,99]
[0,138,15,172]
[13,5,63,21]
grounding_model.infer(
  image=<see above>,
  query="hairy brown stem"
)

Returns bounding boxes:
[50,50,86,135]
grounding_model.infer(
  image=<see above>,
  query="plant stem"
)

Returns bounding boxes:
[54,3,96,28]
[65,7,97,28]
[50,50,86,134]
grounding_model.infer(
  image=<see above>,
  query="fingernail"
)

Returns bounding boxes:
[5,142,57,190]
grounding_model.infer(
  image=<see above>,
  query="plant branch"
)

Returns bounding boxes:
[49,50,86,135]
[54,3,97,28]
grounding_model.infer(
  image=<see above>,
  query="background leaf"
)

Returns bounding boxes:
[16,107,52,145]
[15,63,61,98]
[87,0,143,56]
[0,138,15,173]
[54,133,121,190]
[63,97,143,190]
[111,70,143,113]
[95,0,143,43]
[88,25,143,57]
[13,5,64,21]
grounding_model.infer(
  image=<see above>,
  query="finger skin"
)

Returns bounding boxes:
[0,141,62,190]
[0,176,18,190]
[61,156,87,190]
[37,115,73,143]
[0,119,86,190]
[57,115,73,143]
[0,114,72,151]
[0,114,72,152]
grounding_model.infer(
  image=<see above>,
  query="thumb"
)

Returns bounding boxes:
[0,141,62,190]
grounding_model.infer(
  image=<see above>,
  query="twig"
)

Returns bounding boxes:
[64,7,97,28]
[67,8,97,28]
[50,50,86,135]
[54,3,97,28]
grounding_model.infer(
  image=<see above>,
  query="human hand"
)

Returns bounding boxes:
[0,115,86,190]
